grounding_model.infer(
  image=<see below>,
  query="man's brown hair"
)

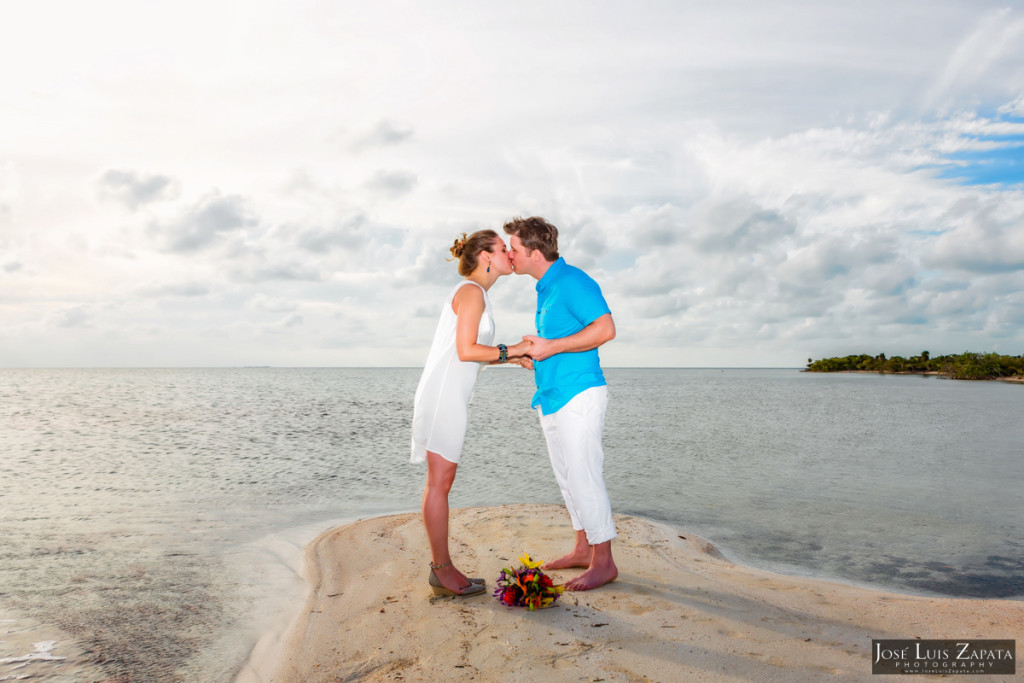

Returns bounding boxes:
[502,216,559,261]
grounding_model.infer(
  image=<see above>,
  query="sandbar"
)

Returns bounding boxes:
[243,504,1021,682]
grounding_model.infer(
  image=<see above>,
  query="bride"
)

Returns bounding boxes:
[410,230,531,596]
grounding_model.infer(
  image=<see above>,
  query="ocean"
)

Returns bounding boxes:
[1,367,1021,681]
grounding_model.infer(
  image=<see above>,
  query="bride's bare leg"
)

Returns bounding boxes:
[422,451,473,591]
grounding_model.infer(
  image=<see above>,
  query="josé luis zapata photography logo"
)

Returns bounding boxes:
[872,639,1015,675]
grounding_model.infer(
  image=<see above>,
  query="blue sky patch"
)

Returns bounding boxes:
[938,115,1024,186]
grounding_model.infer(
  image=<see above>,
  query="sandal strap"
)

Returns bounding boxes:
[430,561,452,570]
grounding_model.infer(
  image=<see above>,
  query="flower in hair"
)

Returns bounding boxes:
[493,553,564,610]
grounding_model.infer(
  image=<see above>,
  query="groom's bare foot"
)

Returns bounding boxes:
[564,562,618,591]
[543,550,591,570]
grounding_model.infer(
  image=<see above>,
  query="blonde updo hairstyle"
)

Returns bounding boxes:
[449,229,499,276]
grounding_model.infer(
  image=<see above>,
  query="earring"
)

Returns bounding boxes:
[486,264,491,273]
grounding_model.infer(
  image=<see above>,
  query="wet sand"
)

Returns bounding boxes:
[242,504,1022,682]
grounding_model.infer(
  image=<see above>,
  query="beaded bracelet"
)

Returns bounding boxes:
[497,343,508,363]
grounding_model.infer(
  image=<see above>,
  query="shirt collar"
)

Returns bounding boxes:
[536,257,566,293]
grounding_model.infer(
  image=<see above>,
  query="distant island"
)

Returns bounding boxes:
[804,351,1024,381]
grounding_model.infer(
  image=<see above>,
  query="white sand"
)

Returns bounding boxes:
[246,504,1022,682]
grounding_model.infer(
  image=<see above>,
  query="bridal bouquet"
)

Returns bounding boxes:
[493,553,564,611]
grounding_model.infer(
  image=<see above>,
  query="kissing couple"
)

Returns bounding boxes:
[410,216,618,597]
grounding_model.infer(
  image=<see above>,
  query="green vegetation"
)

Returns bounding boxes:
[805,351,1024,380]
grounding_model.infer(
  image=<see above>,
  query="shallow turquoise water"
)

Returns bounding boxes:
[1,367,1021,680]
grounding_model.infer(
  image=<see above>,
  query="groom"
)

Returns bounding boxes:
[504,216,618,591]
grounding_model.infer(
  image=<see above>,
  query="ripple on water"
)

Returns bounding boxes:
[0,367,1021,681]
[0,616,104,682]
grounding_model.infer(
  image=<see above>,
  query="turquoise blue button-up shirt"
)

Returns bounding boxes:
[531,258,611,415]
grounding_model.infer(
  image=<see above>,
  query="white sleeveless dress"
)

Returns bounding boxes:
[410,280,495,464]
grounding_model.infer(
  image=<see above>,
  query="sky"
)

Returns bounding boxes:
[2,0,1023,368]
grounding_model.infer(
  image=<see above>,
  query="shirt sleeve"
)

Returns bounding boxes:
[568,274,611,327]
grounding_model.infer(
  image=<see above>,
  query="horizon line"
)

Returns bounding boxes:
[0,365,807,371]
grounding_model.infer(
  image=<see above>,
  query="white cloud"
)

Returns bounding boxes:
[147,192,256,253]
[98,169,178,209]
[263,312,304,334]
[288,213,369,252]
[997,94,1024,117]
[923,8,1024,112]
[2,1,1024,367]
[50,306,94,329]
[246,294,298,313]
[136,281,210,297]
[350,119,415,152]
[363,170,418,199]
[924,197,1024,273]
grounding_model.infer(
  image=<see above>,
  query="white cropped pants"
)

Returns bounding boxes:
[538,386,617,546]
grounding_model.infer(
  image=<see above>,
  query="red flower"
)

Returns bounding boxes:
[493,554,564,611]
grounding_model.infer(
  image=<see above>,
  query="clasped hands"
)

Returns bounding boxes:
[521,335,557,361]
[504,335,557,370]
